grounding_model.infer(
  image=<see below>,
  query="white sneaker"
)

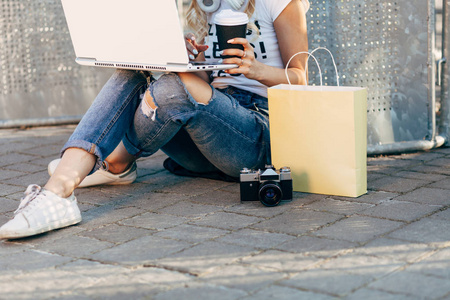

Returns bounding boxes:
[0,185,82,239]
[48,159,137,188]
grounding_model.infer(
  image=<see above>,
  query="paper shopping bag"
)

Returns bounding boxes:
[268,85,367,197]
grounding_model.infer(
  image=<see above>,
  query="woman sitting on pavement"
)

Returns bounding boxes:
[0,0,310,239]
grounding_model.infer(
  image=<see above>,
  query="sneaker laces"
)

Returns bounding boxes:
[14,184,43,215]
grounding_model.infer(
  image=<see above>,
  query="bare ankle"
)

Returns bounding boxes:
[105,161,132,174]
[44,183,73,199]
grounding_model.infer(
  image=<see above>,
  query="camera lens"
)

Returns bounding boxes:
[258,181,283,207]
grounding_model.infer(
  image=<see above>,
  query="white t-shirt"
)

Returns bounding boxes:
[204,0,309,98]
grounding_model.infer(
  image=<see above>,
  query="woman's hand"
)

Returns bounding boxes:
[185,33,208,61]
[220,38,263,80]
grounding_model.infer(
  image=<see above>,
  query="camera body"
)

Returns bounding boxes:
[240,165,293,207]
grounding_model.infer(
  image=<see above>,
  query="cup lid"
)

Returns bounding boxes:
[214,9,249,26]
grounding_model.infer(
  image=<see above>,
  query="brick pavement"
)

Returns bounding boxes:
[0,125,449,299]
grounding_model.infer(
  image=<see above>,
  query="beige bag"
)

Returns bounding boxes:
[268,48,367,197]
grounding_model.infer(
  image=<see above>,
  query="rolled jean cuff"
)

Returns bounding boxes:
[122,135,144,158]
[60,140,104,175]
[121,132,154,159]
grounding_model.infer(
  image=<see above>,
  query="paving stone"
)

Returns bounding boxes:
[119,212,189,230]
[192,189,242,207]
[367,156,417,168]
[1,170,50,187]
[78,205,145,230]
[88,235,192,266]
[115,191,185,211]
[217,182,240,193]
[430,207,450,220]
[0,169,25,181]
[216,229,295,249]
[139,171,192,190]
[334,191,399,204]
[0,141,35,154]
[0,250,72,272]
[428,177,450,190]
[240,250,322,272]
[154,224,229,243]
[224,201,293,218]
[409,164,450,175]
[122,265,195,286]
[352,237,435,262]
[366,166,400,175]
[367,172,386,182]
[0,153,38,167]
[3,162,44,173]
[240,285,337,300]
[359,200,442,221]
[319,253,405,279]
[393,170,447,182]
[7,225,86,246]
[75,282,167,300]
[275,236,358,257]
[425,157,450,167]
[282,268,373,297]
[292,192,331,205]
[57,261,193,299]
[405,247,450,279]
[251,209,343,236]
[388,218,450,244]
[0,269,92,300]
[0,183,26,197]
[153,283,247,300]
[133,155,167,178]
[369,176,429,193]
[156,201,224,218]
[93,181,161,198]
[157,241,257,275]
[57,259,133,278]
[345,288,421,300]
[313,216,403,243]
[304,198,374,215]
[395,151,445,161]
[394,187,450,205]
[65,268,172,300]
[74,188,131,206]
[199,264,287,293]
[34,235,114,258]
[0,214,10,227]
[189,211,264,230]
[158,177,230,196]
[79,224,153,244]
[433,147,450,154]
[0,240,32,256]
[368,270,450,299]
[0,197,19,213]
[21,144,61,157]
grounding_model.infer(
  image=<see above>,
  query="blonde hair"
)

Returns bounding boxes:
[186,0,256,42]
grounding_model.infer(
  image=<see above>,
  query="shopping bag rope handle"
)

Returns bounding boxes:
[285,47,340,87]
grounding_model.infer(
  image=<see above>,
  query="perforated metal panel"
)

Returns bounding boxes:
[307,0,431,146]
[0,0,112,125]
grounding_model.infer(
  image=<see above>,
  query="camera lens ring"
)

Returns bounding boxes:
[258,181,283,207]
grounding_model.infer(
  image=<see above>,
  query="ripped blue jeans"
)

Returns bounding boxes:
[62,70,270,178]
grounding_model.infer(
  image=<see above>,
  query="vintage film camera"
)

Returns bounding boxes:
[240,165,293,207]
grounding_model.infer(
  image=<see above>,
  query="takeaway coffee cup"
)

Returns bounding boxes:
[214,9,248,58]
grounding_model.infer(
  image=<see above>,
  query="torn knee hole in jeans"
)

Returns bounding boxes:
[141,90,157,121]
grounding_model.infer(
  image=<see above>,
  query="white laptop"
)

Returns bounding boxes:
[61,0,236,72]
